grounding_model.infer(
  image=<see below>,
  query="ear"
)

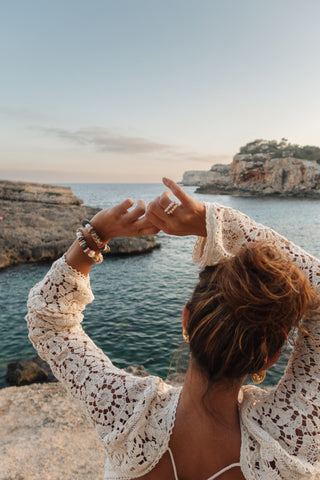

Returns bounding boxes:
[182,304,190,330]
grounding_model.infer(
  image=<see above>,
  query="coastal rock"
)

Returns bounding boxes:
[182,170,216,186]
[0,368,184,479]
[0,179,82,205]
[6,358,149,387]
[6,358,57,386]
[230,154,320,195]
[5,357,185,388]
[123,364,150,377]
[182,164,231,187]
[108,236,160,256]
[0,180,160,269]
[0,383,105,480]
[183,139,320,197]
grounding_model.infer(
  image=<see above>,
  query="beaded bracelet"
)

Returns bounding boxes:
[76,228,104,263]
[81,219,110,253]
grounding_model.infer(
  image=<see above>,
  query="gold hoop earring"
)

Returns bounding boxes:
[251,370,266,384]
[182,329,189,343]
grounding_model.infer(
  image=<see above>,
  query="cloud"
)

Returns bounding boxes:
[40,126,172,154]
[0,106,47,121]
[37,125,232,165]
[174,151,232,164]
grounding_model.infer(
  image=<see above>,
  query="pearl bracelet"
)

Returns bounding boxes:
[76,228,104,263]
[81,219,110,253]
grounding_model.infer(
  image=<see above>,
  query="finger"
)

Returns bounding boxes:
[134,217,160,235]
[162,178,192,206]
[146,197,161,216]
[159,191,172,209]
[148,197,174,220]
[145,210,168,231]
[113,198,134,215]
[126,199,146,222]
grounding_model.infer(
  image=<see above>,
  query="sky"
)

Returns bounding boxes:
[1,0,320,183]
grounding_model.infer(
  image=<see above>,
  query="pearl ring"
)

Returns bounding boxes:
[164,200,179,215]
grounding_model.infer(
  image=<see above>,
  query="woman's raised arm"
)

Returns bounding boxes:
[193,202,320,292]
[147,178,320,291]
[25,198,166,459]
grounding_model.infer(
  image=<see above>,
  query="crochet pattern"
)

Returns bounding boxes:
[193,203,320,480]
[26,258,181,479]
[26,203,320,479]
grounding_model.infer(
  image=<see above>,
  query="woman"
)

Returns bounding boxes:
[26,178,320,480]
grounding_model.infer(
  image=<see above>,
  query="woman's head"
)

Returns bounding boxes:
[185,241,319,384]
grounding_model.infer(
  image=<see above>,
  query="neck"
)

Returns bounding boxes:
[179,359,243,430]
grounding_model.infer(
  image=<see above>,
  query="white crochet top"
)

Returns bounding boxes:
[26,203,320,480]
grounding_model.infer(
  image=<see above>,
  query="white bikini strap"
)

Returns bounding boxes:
[206,462,242,480]
[168,447,179,480]
[167,448,241,480]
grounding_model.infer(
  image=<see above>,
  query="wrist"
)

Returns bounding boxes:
[194,202,207,237]
[82,218,112,247]
[65,240,94,275]
[89,219,113,244]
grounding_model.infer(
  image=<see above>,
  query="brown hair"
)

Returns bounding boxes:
[187,241,319,384]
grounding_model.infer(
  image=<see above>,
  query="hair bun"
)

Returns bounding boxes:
[187,241,319,383]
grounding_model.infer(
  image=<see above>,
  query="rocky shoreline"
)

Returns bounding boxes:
[0,364,184,480]
[0,382,106,480]
[0,180,160,270]
[183,139,320,197]
[4,355,185,389]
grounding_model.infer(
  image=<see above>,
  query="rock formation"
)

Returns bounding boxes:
[0,180,83,205]
[0,369,184,479]
[5,355,184,388]
[182,164,231,187]
[6,357,57,386]
[0,383,105,480]
[0,180,160,269]
[183,140,320,197]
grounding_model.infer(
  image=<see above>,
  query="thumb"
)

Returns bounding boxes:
[162,177,192,206]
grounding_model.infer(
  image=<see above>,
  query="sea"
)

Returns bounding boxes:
[1,183,320,389]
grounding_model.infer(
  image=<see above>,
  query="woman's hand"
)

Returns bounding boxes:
[89,198,159,244]
[146,178,207,237]
[66,199,159,274]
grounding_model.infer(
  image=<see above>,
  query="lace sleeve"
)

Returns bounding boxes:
[25,256,181,477]
[192,203,320,479]
[193,202,320,292]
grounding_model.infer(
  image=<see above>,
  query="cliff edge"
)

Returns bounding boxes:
[0,180,160,269]
[0,383,105,480]
[183,139,320,196]
[0,368,184,480]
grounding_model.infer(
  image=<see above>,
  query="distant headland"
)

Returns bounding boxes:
[0,180,160,270]
[182,139,320,197]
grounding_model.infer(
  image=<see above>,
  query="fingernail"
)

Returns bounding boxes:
[162,177,168,184]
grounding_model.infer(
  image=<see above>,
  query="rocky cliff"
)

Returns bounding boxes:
[0,180,160,269]
[0,180,83,205]
[183,140,320,197]
[182,164,231,187]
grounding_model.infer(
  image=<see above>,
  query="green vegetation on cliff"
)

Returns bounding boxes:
[239,139,320,163]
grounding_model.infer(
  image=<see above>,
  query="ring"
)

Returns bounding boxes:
[164,200,179,215]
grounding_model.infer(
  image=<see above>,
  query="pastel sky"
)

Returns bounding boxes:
[1,0,320,183]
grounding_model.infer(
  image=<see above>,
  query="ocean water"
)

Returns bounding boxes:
[1,183,320,389]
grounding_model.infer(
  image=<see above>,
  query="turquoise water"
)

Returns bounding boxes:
[1,183,320,388]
